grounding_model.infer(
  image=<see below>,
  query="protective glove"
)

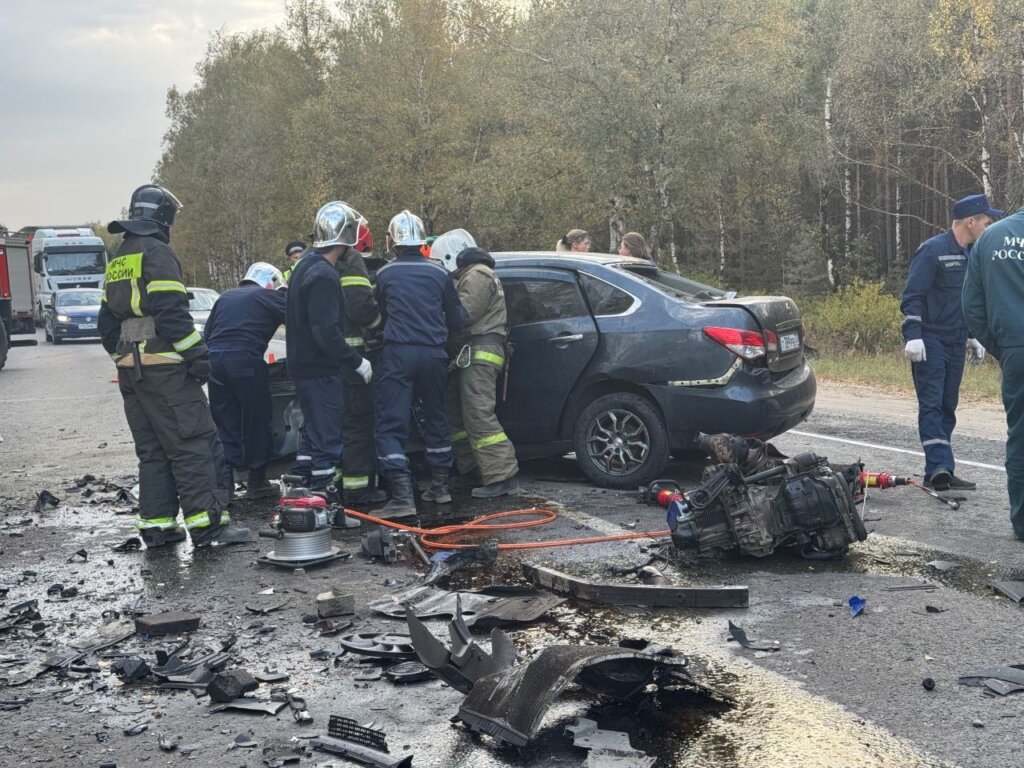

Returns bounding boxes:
[968,338,986,365]
[186,356,212,385]
[904,339,926,363]
[356,357,373,384]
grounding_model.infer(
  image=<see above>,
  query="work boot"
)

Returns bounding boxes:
[924,470,952,491]
[140,526,187,548]
[190,512,253,547]
[345,487,388,506]
[421,469,452,504]
[375,471,418,520]
[471,474,522,499]
[245,467,279,500]
[449,470,481,491]
[947,473,976,491]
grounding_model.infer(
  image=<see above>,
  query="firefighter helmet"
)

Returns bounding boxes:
[313,201,364,249]
[387,210,426,247]
[108,185,182,235]
[242,262,286,290]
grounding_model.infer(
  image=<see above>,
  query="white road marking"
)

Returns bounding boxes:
[788,430,1006,473]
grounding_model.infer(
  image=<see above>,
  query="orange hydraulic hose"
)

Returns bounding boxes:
[340,507,672,551]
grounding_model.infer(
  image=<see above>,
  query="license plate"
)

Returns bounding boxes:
[78,323,97,330]
[779,332,800,353]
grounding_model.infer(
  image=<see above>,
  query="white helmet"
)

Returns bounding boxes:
[387,209,427,247]
[431,229,477,272]
[242,262,286,290]
[313,201,364,249]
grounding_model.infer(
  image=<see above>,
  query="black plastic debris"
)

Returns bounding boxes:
[0,600,41,634]
[925,605,947,614]
[312,715,413,768]
[123,722,149,736]
[0,698,29,711]
[66,548,88,563]
[112,537,142,553]
[883,584,937,592]
[984,679,1024,696]
[135,611,201,636]
[424,542,499,586]
[5,619,135,686]
[208,698,288,715]
[232,732,259,749]
[60,586,78,599]
[255,671,290,684]
[617,638,675,656]
[245,597,291,615]
[158,733,178,752]
[922,678,936,691]
[361,527,398,564]
[338,633,416,660]
[728,621,780,652]
[369,585,565,629]
[959,666,1024,693]
[34,490,60,512]
[992,581,1024,603]
[111,657,151,683]
[207,669,259,703]
[46,583,64,596]
[76,474,97,487]
[385,661,433,684]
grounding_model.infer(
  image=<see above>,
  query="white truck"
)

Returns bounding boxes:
[28,227,108,322]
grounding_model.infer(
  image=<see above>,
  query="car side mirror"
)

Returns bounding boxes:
[187,291,196,300]
[33,254,42,273]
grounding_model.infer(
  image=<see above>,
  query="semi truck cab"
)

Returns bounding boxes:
[30,228,108,321]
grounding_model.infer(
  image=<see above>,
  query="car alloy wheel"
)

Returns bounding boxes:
[586,408,650,476]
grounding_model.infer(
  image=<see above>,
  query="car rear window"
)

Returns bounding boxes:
[616,263,728,301]
[504,278,588,325]
[579,273,635,316]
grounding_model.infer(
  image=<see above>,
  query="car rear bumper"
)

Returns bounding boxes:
[645,360,816,448]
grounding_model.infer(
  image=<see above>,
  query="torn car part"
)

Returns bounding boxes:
[565,718,655,768]
[728,621,779,652]
[423,542,499,586]
[959,666,1024,688]
[312,715,413,768]
[384,661,433,684]
[208,698,288,715]
[258,493,349,567]
[666,449,867,559]
[369,585,565,629]
[991,580,1024,603]
[456,645,707,748]
[406,598,518,693]
[523,563,748,609]
[338,633,416,659]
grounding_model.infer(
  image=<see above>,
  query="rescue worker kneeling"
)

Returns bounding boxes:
[204,262,288,499]
[446,247,520,497]
[98,184,250,548]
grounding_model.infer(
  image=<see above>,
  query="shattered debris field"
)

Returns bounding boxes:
[2,337,1023,768]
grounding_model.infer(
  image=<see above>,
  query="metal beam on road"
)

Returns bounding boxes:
[789,430,1006,473]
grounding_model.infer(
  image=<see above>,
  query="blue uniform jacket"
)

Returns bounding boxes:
[374,250,466,348]
[900,230,969,344]
[205,283,287,357]
[964,208,1024,360]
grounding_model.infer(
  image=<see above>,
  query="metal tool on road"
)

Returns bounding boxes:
[909,480,961,510]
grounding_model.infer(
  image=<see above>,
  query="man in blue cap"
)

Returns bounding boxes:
[901,193,1003,491]
[964,200,1024,540]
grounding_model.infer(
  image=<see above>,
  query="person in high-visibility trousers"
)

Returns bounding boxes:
[98,184,250,548]
[443,246,520,498]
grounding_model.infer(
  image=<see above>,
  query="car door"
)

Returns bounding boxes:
[496,267,599,444]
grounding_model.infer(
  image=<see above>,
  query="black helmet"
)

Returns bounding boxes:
[108,185,182,235]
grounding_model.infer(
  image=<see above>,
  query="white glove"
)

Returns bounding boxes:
[356,357,373,384]
[968,338,986,365]
[904,339,926,363]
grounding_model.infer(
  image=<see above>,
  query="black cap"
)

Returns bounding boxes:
[285,240,306,257]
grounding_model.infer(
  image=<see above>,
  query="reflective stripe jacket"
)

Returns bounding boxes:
[374,248,466,347]
[900,230,970,343]
[98,233,206,363]
[452,263,507,342]
[336,251,382,350]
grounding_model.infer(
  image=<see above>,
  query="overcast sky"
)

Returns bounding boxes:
[0,1,287,231]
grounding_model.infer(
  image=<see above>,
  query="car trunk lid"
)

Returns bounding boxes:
[704,296,804,373]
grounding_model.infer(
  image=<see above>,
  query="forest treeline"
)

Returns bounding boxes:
[156,0,1024,296]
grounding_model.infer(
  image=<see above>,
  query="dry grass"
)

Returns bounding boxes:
[810,352,1003,403]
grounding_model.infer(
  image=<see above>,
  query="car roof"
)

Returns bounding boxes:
[492,251,649,270]
[188,287,219,293]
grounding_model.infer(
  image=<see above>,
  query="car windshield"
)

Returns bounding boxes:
[45,250,106,276]
[189,289,219,311]
[57,291,103,307]
[615,263,729,302]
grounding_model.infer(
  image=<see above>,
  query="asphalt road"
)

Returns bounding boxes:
[1,332,1022,768]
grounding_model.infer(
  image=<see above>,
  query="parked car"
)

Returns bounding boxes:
[268,252,816,488]
[187,287,219,336]
[43,288,103,344]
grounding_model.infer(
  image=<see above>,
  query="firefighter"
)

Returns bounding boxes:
[374,210,466,517]
[98,184,250,548]
[444,246,520,498]
[204,262,288,500]
[901,193,1002,491]
[281,240,306,284]
[335,221,387,504]
[286,201,373,490]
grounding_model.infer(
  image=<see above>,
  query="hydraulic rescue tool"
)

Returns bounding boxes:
[257,477,352,568]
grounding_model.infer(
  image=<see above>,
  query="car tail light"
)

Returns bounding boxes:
[703,326,767,361]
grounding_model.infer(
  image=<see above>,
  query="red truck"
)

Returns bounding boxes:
[0,231,37,370]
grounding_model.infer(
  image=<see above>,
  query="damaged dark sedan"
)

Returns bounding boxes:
[269,253,816,489]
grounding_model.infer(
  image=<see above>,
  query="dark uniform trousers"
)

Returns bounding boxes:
[294,374,344,484]
[340,349,380,492]
[1000,347,1024,539]
[118,364,228,530]
[911,336,966,477]
[446,343,518,484]
[209,351,273,471]
[375,344,452,473]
